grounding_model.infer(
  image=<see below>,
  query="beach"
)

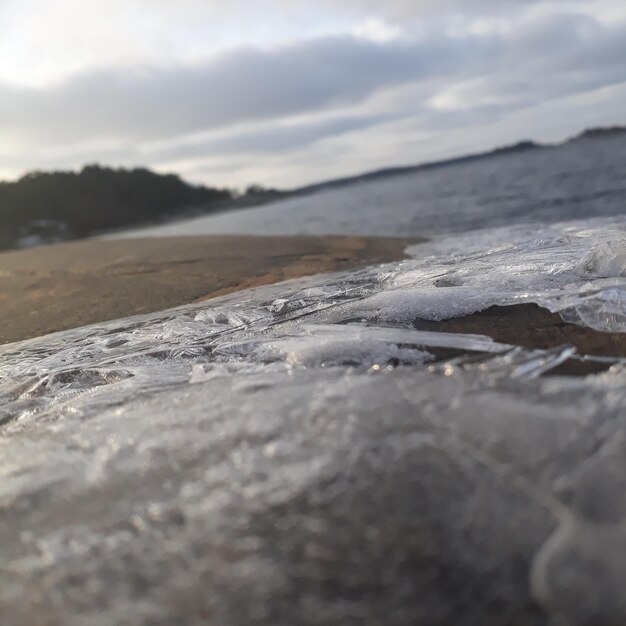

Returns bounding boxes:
[3,0,626,620]
[4,233,624,374]
[0,234,417,344]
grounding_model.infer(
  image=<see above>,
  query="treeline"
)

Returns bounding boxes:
[0,165,236,250]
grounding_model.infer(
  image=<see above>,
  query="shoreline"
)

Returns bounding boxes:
[0,234,419,344]
[2,234,624,371]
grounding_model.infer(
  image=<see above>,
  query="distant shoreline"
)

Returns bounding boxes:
[0,234,419,344]
[290,125,626,196]
[0,124,624,252]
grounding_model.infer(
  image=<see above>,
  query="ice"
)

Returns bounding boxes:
[2,216,626,625]
[400,218,626,331]
[575,232,626,278]
[2,217,626,428]
[213,324,513,368]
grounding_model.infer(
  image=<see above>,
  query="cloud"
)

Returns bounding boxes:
[277,0,577,19]
[0,3,625,186]
[148,112,398,162]
[4,12,624,145]
[0,33,492,144]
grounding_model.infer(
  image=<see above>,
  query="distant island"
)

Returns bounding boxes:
[569,126,626,142]
[0,124,624,251]
[0,166,281,251]
[293,125,625,195]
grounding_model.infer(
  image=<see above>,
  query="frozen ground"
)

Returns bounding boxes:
[2,218,626,625]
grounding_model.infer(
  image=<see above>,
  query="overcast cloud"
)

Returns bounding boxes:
[1,0,625,187]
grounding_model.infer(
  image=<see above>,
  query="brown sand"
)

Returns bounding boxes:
[0,235,418,344]
[416,304,626,375]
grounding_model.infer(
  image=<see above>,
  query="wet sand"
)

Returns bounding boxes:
[416,303,626,375]
[0,234,418,344]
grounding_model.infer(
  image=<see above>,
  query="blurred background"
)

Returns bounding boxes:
[1,0,625,249]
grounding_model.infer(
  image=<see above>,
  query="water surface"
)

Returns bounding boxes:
[113,136,626,239]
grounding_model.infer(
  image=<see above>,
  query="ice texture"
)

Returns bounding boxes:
[1,217,626,625]
[400,218,626,331]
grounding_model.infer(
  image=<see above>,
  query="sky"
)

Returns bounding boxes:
[1,0,625,189]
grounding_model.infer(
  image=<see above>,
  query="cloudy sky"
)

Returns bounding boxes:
[1,0,625,188]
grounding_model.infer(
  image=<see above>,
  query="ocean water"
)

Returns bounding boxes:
[2,138,626,624]
[113,135,626,239]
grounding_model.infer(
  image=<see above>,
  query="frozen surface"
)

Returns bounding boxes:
[2,218,626,625]
[110,135,626,240]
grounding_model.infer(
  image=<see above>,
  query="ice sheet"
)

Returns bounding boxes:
[2,217,625,426]
[401,218,626,331]
[2,217,626,625]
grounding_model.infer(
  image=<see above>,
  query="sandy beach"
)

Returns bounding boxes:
[0,234,418,344]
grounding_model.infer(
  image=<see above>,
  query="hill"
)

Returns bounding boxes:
[291,140,545,196]
[0,165,234,250]
[290,125,625,196]
[567,126,626,142]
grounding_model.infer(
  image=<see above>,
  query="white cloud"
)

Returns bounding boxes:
[0,0,624,186]
[353,18,403,42]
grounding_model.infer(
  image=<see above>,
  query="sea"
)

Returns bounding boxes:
[115,134,626,239]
